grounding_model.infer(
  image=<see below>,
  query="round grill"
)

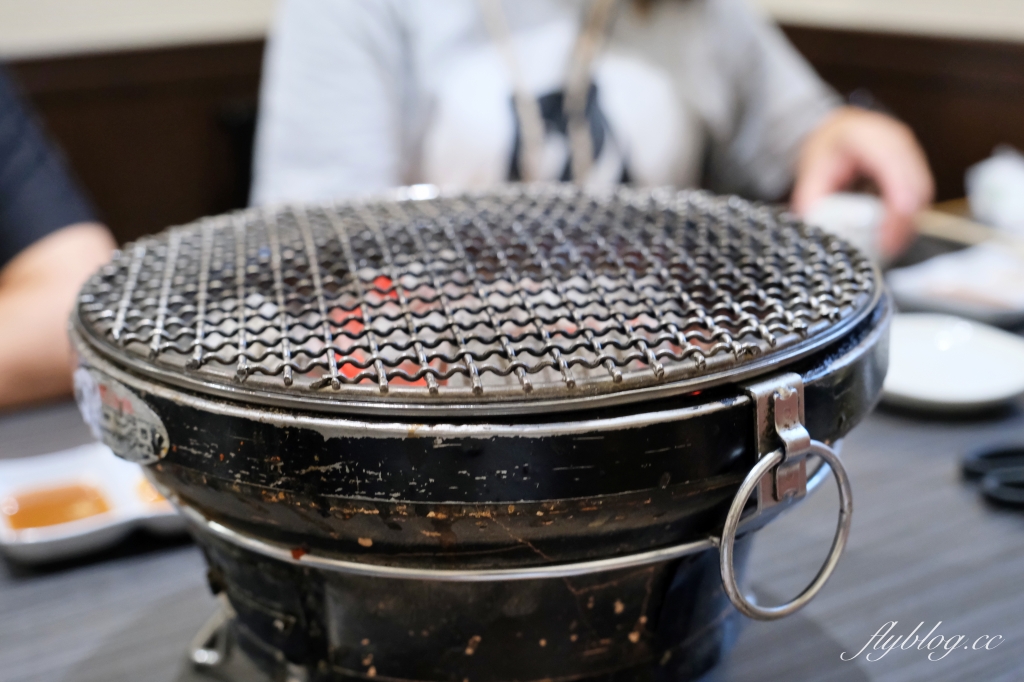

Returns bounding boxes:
[72,184,891,682]
[74,185,878,415]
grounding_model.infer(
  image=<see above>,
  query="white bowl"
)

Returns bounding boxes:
[804,192,885,264]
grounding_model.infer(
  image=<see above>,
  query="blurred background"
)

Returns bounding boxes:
[1,0,1022,243]
[4,4,1024,682]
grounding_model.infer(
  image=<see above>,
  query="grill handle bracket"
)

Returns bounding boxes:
[743,372,811,513]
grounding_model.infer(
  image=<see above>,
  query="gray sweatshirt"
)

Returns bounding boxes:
[252,0,838,205]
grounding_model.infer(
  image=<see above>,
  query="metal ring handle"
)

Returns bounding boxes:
[719,440,852,621]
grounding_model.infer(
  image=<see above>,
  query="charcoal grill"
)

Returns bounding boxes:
[71,184,889,681]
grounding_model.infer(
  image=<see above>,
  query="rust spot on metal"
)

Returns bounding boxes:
[428,515,458,548]
[358,537,373,547]
[464,634,482,655]
[332,505,379,516]
[290,547,306,560]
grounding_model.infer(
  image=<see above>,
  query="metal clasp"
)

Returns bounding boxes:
[743,372,811,513]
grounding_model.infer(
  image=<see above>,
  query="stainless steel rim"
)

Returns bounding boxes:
[717,440,852,620]
[168,457,832,582]
[73,332,742,440]
[178,503,715,581]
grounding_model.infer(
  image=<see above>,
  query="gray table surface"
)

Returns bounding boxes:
[2,399,1023,682]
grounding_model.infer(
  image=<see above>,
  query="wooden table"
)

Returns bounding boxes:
[2,399,1023,682]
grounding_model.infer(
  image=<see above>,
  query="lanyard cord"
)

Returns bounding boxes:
[565,0,618,182]
[478,0,619,184]
[477,0,546,182]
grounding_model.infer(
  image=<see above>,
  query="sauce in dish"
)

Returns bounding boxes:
[1,484,111,530]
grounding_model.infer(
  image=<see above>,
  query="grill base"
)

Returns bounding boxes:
[186,529,751,682]
[181,615,271,682]
[182,614,743,682]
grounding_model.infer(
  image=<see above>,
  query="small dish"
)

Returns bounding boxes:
[882,313,1024,411]
[0,443,185,563]
[887,243,1024,327]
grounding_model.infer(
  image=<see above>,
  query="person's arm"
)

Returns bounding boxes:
[0,65,115,410]
[251,0,409,205]
[0,223,114,410]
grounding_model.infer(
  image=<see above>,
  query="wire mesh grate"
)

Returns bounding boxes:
[76,185,877,406]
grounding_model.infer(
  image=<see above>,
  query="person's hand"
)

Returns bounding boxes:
[792,106,934,258]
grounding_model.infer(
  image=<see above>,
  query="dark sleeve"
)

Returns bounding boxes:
[0,64,97,270]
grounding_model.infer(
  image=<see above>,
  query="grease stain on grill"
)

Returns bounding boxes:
[75,185,875,410]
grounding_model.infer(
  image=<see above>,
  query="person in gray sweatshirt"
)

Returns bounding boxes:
[252,0,932,257]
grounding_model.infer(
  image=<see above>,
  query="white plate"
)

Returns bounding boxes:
[0,443,185,563]
[882,313,1024,411]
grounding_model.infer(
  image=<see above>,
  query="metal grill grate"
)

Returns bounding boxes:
[75,185,878,412]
